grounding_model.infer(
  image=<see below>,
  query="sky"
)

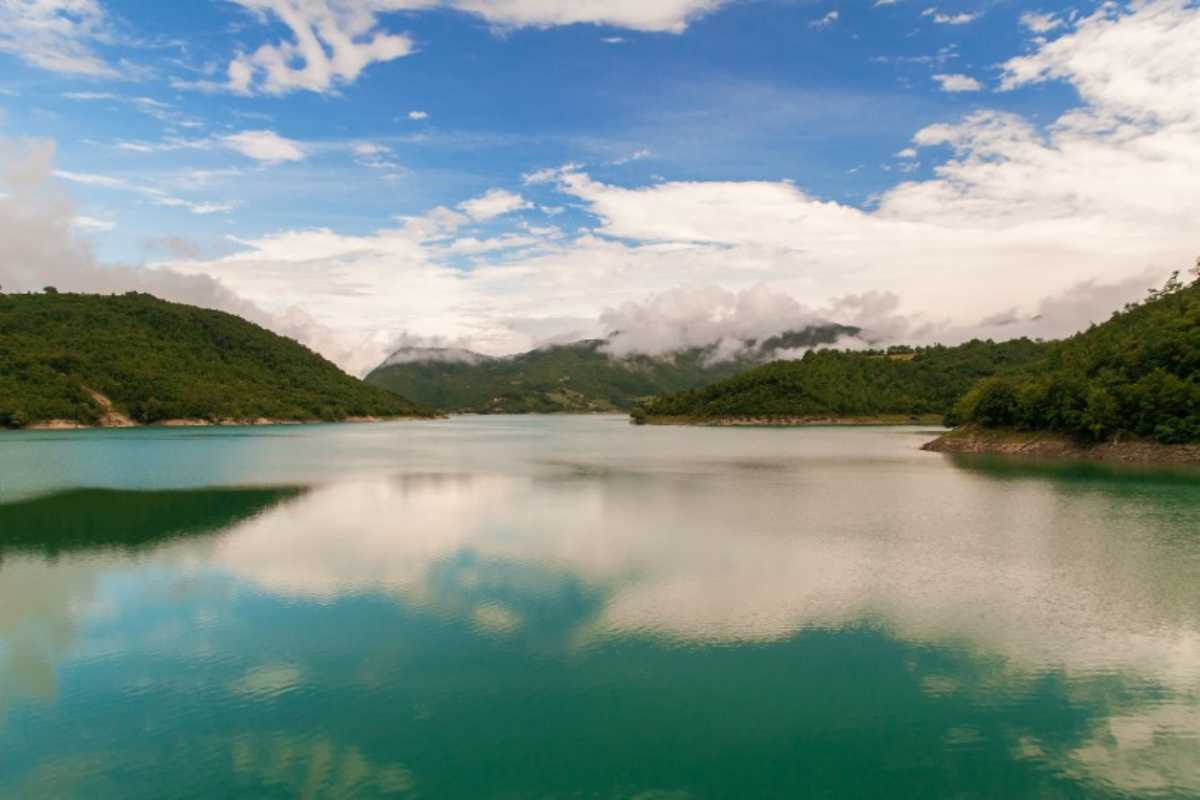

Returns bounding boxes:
[0,0,1197,373]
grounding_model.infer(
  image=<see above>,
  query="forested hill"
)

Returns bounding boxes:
[0,291,434,428]
[632,339,1048,423]
[365,324,859,413]
[951,270,1200,443]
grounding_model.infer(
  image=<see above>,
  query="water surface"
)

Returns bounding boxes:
[1,417,1198,798]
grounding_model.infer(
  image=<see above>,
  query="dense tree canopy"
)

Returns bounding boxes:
[0,291,434,428]
[633,339,1048,422]
[952,269,1200,444]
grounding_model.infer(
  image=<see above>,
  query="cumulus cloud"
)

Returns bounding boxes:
[0,0,115,76]
[407,110,429,120]
[932,73,983,92]
[220,130,306,162]
[999,0,1198,125]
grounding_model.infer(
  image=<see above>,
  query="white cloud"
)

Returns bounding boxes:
[177,0,417,96]
[613,148,652,165]
[457,188,531,221]
[72,214,116,232]
[601,36,625,44]
[446,0,727,33]
[1020,11,1063,34]
[522,165,575,185]
[407,110,429,120]
[352,141,400,171]
[53,169,128,189]
[61,91,202,127]
[922,7,976,24]
[182,200,236,215]
[54,168,236,216]
[600,285,824,358]
[999,0,1197,126]
[61,90,117,101]
[220,130,306,162]
[895,147,918,158]
[0,0,115,76]
[182,0,727,96]
[873,0,898,6]
[809,10,839,29]
[932,73,983,92]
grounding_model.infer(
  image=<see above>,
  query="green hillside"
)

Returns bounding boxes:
[0,291,435,428]
[632,339,1048,423]
[951,269,1200,443]
[365,325,858,413]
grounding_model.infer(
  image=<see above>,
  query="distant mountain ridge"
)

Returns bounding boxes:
[0,291,436,428]
[365,324,860,413]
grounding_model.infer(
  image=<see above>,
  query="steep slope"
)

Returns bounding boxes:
[632,339,1048,424]
[0,291,435,428]
[943,270,1200,445]
[365,325,859,413]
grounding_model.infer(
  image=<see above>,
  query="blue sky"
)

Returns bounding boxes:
[1,1,1197,370]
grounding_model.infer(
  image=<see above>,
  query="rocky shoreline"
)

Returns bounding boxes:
[638,414,945,427]
[922,426,1200,465]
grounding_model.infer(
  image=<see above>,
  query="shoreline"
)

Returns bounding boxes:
[922,426,1200,465]
[13,415,439,432]
[636,414,945,427]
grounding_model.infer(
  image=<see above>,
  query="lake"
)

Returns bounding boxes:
[1,416,1198,798]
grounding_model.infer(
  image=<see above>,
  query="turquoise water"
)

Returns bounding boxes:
[1,416,1198,798]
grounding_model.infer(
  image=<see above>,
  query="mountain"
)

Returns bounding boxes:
[365,324,859,413]
[0,291,435,428]
[945,269,1200,444]
[631,339,1049,424]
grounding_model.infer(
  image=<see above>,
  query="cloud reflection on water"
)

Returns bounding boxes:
[3,423,1198,795]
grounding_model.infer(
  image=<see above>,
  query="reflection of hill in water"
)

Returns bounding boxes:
[0,486,304,557]
[946,452,1200,487]
[0,486,307,709]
